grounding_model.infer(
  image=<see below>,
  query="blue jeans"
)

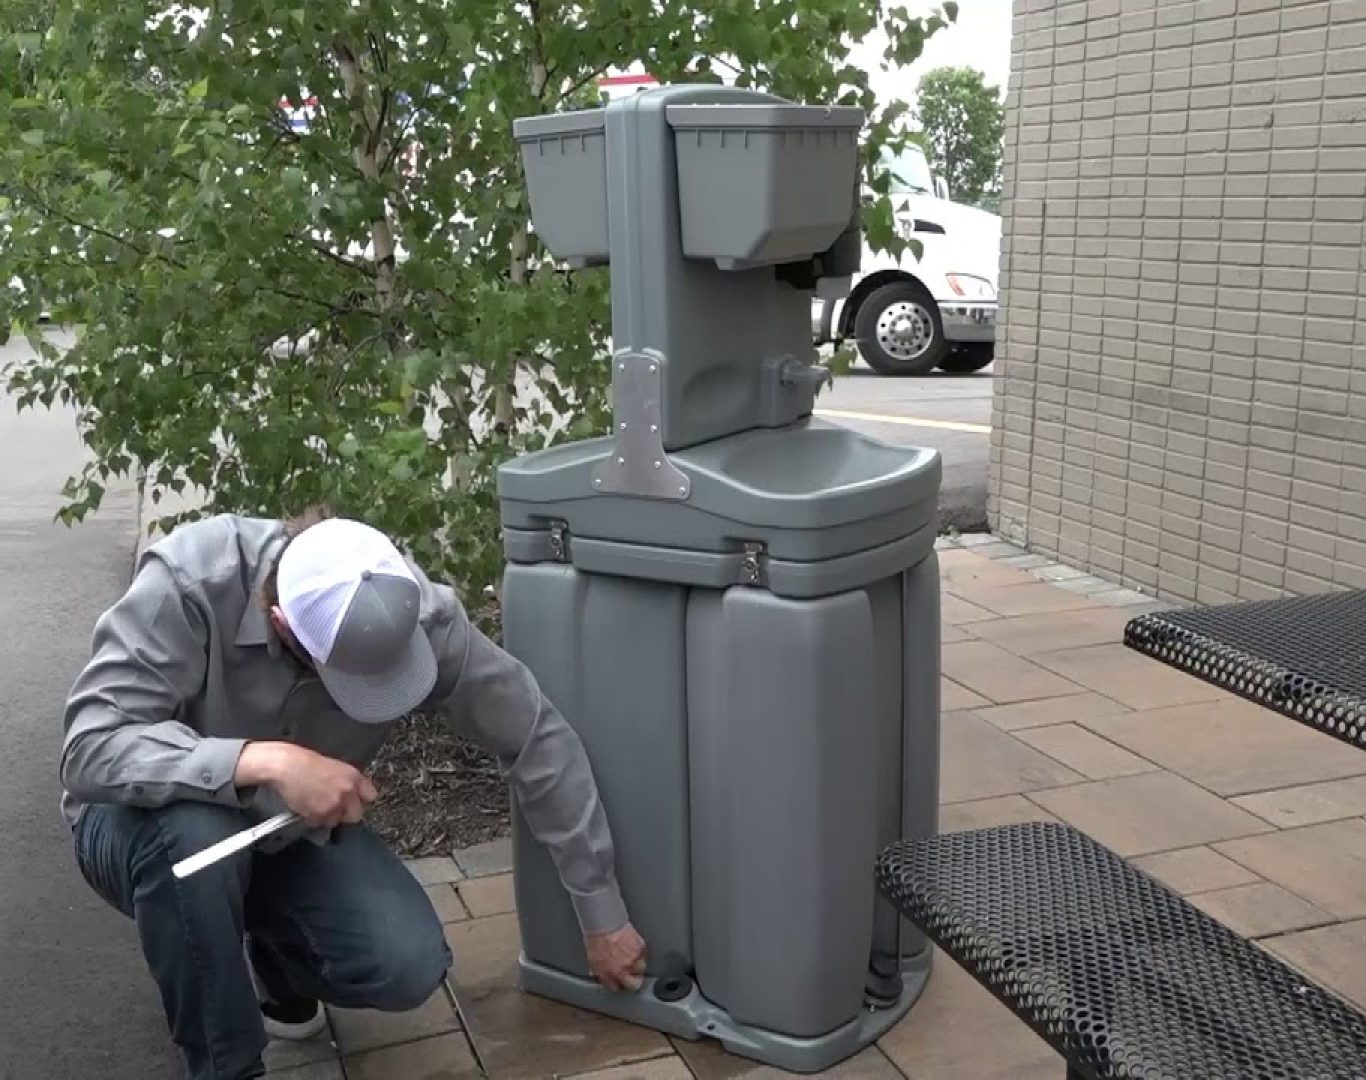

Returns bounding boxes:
[73,801,453,1080]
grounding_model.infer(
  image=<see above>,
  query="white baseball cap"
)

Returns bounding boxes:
[276,518,438,724]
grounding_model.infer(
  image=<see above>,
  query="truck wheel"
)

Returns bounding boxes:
[854,281,949,377]
[938,343,994,374]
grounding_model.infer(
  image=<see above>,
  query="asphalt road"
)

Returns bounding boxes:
[816,360,992,533]
[0,336,182,1080]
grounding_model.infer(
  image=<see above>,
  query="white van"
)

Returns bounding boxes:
[814,143,1001,376]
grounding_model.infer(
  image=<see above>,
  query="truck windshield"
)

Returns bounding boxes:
[880,146,933,195]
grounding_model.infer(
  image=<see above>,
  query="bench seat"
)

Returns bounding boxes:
[876,821,1366,1079]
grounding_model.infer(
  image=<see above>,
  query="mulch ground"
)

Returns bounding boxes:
[366,711,511,858]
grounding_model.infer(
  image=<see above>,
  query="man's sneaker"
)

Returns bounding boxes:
[260,995,327,1041]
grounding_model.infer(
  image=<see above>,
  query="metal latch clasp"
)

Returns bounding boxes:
[740,541,766,587]
[549,522,569,563]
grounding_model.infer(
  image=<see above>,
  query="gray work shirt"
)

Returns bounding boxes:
[59,513,626,935]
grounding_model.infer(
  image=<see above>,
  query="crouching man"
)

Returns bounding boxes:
[60,509,645,1080]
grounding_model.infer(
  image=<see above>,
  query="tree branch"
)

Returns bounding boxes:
[367,31,387,74]
[295,235,370,275]
[381,61,446,176]
[527,0,550,101]
[18,183,189,269]
[370,87,392,159]
[556,62,615,106]
[334,35,397,311]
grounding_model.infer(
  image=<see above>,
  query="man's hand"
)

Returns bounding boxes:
[585,923,647,992]
[235,741,377,828]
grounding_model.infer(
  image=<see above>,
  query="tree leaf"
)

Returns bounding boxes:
[914,65,1004,205]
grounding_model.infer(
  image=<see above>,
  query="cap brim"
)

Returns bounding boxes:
[317,623,439,725]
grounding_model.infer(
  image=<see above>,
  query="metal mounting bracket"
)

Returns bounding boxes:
[591,350,692,500]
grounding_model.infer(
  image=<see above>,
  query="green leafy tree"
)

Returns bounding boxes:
[914,65,1002,205]
[1,0,953,605]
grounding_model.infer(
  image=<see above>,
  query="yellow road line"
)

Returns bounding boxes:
[815,407,992,435]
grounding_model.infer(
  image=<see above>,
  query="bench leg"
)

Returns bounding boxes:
[1065,1068,1087,1080]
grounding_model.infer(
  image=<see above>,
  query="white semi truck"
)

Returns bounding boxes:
[814,143,1002,376]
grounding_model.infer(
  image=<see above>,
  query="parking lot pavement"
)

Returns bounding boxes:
[815,363,993,533]
[0,335,181,1080]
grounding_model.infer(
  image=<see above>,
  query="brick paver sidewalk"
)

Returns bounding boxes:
[263,538,1366,1079]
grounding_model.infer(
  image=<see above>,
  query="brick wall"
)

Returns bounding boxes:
[989,0,1366,605]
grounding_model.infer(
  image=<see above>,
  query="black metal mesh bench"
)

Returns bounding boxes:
[876,822,1366,1080]
[1125,591,1366,752]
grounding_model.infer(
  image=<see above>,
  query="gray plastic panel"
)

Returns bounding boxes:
[604,86,826,449]
[503,564,694,979]
[688,586,879,1038]
[555,525,931,599]
[498,420,941,562]
[514,109,609,266]
[666,104,862,269]
[900,553,941,959]
[868,574,909,972]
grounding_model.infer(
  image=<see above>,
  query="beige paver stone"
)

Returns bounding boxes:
[1189,882,1335,939]
[407,856,464,886]
[967,607,1136,657]
[1216,819,1366,920]
[425,883,469,925]
[266,1062,345,1080]
[1232,775,1366,829]
[939,795,1060,833]
[1017,723,1156,779]
[938,549,1039,589]
[565,1056,695,1079]
[941,593,998,626]
[970,693,1131,732]
[1264,920,1366,1012]
[941,678,989,712]
[1030,644,1230,710]
[878,952,1059,1079]
[940,621,975,644]
[1030,771,1269,857]
[944,582,1102,618]
[343,1033,479,1080]
[673,1041,901,1079]
[941,712,1084,804]
[1085,699,1366,797]
[444,915,670,1077]
[459,873,516,919]
[328,988,459,1056]
[1132,846,1260,896]
[942,641,1084,705]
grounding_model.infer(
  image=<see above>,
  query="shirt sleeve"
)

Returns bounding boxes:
[423,577,628,937]
[60,556,246,810]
